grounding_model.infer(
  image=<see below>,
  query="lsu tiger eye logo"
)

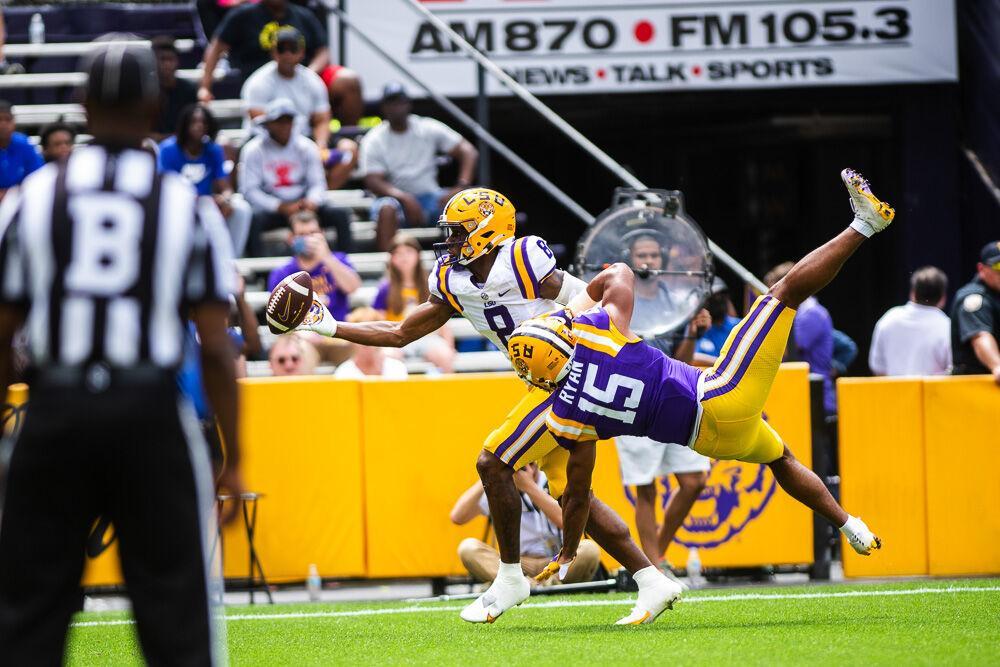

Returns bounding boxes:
[625,460,776,549]
[478,201,495,218]
[513,358,529,375]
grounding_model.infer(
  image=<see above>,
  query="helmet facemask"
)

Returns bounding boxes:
[433,218,475,266]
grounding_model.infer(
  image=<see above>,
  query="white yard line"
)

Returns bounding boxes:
[70,585,1000,629]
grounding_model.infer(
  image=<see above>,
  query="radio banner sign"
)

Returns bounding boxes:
[342,0,958,96]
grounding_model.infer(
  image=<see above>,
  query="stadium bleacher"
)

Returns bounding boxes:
[0,31,500,377]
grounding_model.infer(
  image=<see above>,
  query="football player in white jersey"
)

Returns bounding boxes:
[296,187,681,624]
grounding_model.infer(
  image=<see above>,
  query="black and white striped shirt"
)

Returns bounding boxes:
[0,145,234,371]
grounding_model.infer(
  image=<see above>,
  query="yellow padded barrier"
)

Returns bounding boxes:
[838,377,928,577]
[922,376,1000,576]
[360,374,522,578]
[223,377,367,582]
[591,363,814,569]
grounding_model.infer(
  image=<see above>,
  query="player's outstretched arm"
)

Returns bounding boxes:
[581,263,636,335]
[558,441,597,564]
[334,297,455,348]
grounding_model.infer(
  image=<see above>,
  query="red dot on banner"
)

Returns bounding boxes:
[634,20,655,43]
[596,68,606,79]
[692,66,703,76]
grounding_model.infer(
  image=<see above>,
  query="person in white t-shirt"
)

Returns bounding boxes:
[359,83,478,250]
[869,266,952,376]
[239,97,352,255]
[333,308,409,379]
[242,27,330,145]
[242,28,359,191]
[450,463,600,585]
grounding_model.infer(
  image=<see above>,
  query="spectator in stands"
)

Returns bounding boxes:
[450,463,600,584]
[240,98,352,255]
[241,27,358,190]
[333,308,410,379]
[869,267,951,376]
[360,83,478,250]
[696,277,741,361]
[39,122,76,163]
[0,100,43,200]
[197,0,329,98]
[267,209,359,323]
[766,261,836,413]
[268,333,319,376]
[950,242,1000,384]
[373,234,456,373]
[158,103,253,256]
[151,37,198,141]
[243,28,329,146]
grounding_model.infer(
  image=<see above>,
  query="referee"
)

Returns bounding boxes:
[0,44,243,664]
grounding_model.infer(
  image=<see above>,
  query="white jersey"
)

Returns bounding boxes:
[430,236,560,354]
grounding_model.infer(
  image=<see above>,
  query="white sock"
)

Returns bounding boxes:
[849,218,874,238]
[497,561,523,582]
[632,565,663,590]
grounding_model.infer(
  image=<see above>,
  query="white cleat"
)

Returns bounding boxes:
[459,575,530,624]
[657,560,689,592]
[841,516,883,556]
[615,574,683,626]
[841,168,895,237]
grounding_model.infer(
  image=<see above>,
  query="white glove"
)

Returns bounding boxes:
[297,299,338,337]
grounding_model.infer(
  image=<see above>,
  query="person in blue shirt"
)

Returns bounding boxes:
[0,100,43,199]
[696,278,741,360]
[158,103,252,255]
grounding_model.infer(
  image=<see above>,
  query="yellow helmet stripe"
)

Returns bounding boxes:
[436,263,463,313]
[511,238,537,300]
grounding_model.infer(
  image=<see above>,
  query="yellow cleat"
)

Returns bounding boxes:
[842,168,895,235]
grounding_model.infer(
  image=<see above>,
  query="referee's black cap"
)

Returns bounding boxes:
[82,42,159,108]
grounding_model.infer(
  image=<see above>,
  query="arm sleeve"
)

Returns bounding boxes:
[0,188,26,306]
[425,118,463,153]
[239,141,281,213]
[185,187,237,304]
[524,236,558,285]
[956,292,996,343]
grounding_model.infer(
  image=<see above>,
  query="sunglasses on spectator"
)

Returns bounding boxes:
[276,42,301,54]
[277,355,301,365]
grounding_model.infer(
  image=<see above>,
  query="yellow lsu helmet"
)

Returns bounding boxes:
[433,187,516,266]
[507,309,577,391]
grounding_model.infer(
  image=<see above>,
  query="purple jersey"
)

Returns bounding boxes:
[547,307,702,445]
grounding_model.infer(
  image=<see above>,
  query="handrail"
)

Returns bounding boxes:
[330,5,594,227]
[400,0,767,293]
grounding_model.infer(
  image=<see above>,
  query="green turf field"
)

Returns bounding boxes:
[67,579,1000,665]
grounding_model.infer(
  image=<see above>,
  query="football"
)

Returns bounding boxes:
[266,271,314,334]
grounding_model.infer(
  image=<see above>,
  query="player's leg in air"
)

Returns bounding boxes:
[697,169,893,555]
[461,393,675,625]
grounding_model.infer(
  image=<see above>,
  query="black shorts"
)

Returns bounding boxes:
[0,382,220,666]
